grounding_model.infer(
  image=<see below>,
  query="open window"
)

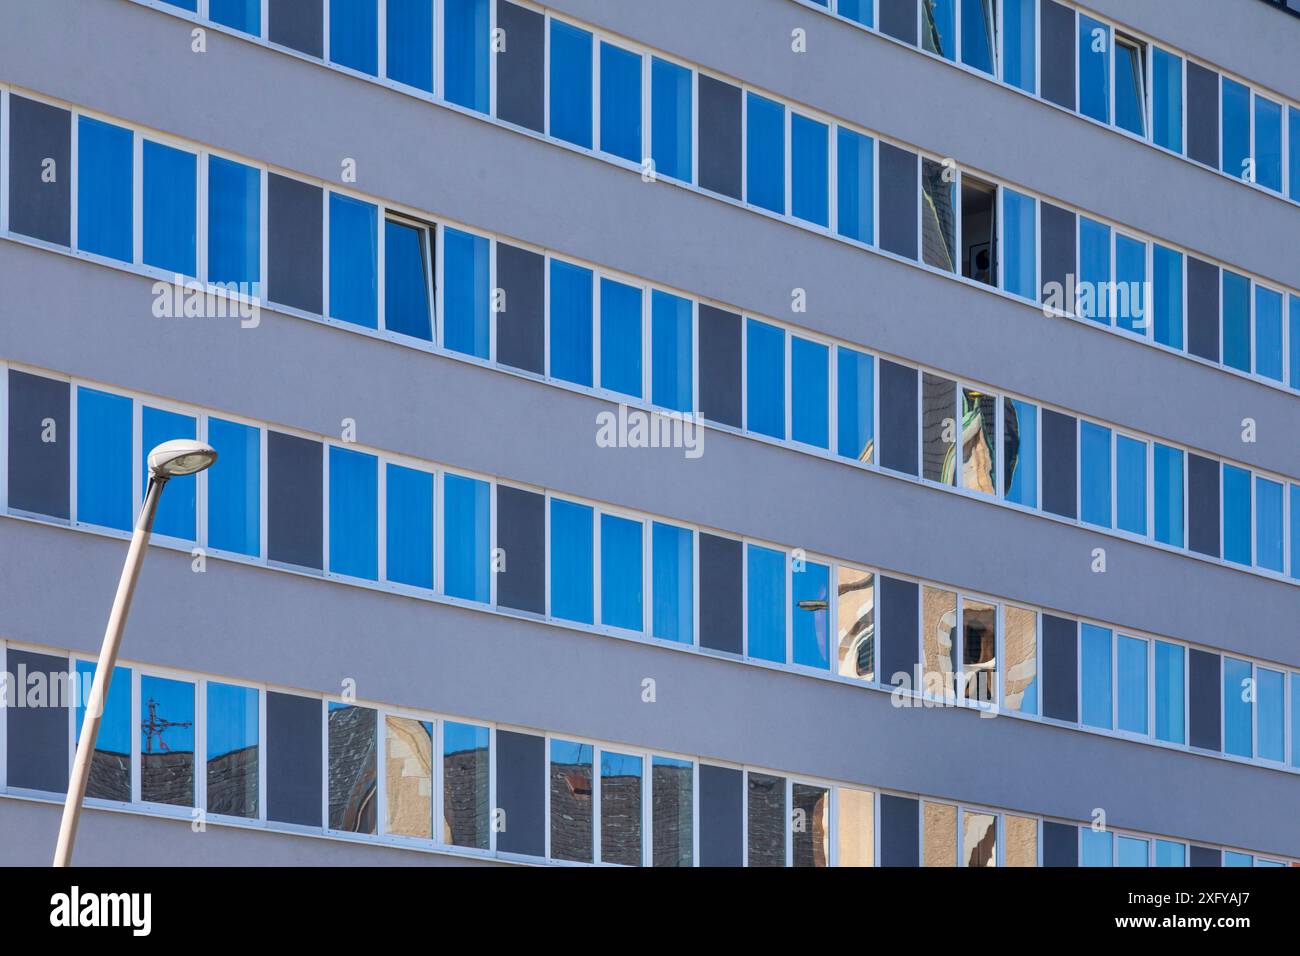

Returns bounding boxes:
[960,174,997,286]
[1114,34,1147,137]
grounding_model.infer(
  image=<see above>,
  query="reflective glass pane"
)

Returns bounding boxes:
[1118,836,1149,867]
[1154,640,1185,744]
[792,337,829,448]
[922,374,957,486]
[748,773,787,867]
[1222,463,1252,566]
[960,0,994,74]
[1223,657,1252,758]
[143,141,197,277]
[328,703,377,832]
[549,20,593,148]
[600,278,643,399]
[791,114,829,226]
[1002,189,1037,300]
[1221,270,1251,373]
[1003,398,1037,507]
[651,756,693,866]
[600,42,642,162]
[211,0,260,34]
[205,682,258,818]
[329,192,378,328]
[1254,286,1284,381]
[601,513,643,631]
[1255,476,1284,573]
[1114,40,1145,136]
[384,220,433,341]
[922,587,957,701]
[1221,77,1250,179]
[206,417,260,556]
[1004,606,1038,715]
[1078,217,1111,323]
[921,158,956,272]
[74,661,132,803]
[746,318,786,439]
[1152,48,1183,152]
[836,347,874,462]
[443,227,489,359]
[549,260,594,387]
[443,473,490,602]
[142,406,197,541]
[1080,421,1112,528]
[1224,851,1253,867]
[444,0,489,113]
[330,0,378,74]
[1114,234,1146,333]
[601,751,643,866]
[329,446,378,580]
[747,545,786,662]
[386,0,432,90]
[1005,815,1038,867]
[1078,17,1111,123]
[443,721,490,848]
[836,567,875,682]
[961,389,996,494]
[1155,840,1185,867]
[1081,829,1113,866]
[792,784,829,867]
[1152,245,1183,349]
[1081,624,1113,730]
[924,801,957,867]
[384,716,432,838]
[792,560,830,669]
[836,127,874,244]
[1257,667,1284,762]
[962,811,997,867]
[550,498,594,624]
[651,522,693,644]
[77,117,133,263]
[550,740,594,863]
[1116,635,1148,734]
[651,290,692,412]
[1116,435,1147,535]
[962,599,996,705]
[1154,444,1184,547]
[140,675,195,807]
[207,156,261,291]
[1003,0,1036,93]
[922,0,955,60]
[76,387,133,532]
[1292,108,1300,202]
[838,787,874,867]
[1254,95,1283,192]
[1292,673,1300,767]
[385,464,434,589]
[651,57,692,183]
[746,93,785,214]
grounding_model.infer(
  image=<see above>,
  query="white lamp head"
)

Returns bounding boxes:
[147,439,218,479]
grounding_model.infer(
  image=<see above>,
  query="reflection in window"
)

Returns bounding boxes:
[330,0,378,75]
[600,278,643,399]
[600,751,643,866]
[1081,828,1113,866]
[792,337,830,449]
[1116,435,1147,535]
[75,662,131,803]
[206,682,259,818]
[1153,444,1184,547]
[1003,606,1037,715]
[386,464,434,590]
[922,374,957,485]
[651,290,693,413]
[143,406,198,541]
[746,93,786,214]
[443,227,490,359]
[922,0,955,60]
[1221,77,1251,180]
[962,811,997,867]
[550,740,593,863]
[1223,657,1253,758]
[1078,217,1112,323]
[1257,668,1284,763]
[838,787,874,866]
[960,0,995,74]
[651,756,693,867]
[443,473,490,603]
[1118,836,1149,866]
[206,417,260,557]
[1081,625,1113,730]
[1152,48,1183,152]
[1224,851,1253,867]
[1256,477,1284,573]
[1222,464,1252,567]
[792,784,829,867]
[1254,95,1283,192]
[1005,815,1038,867]
[922,587,957,701]
[328,703,377,833]
[443,721,490,849]
[208,155,261,292]
[1221,270,1251,373]
[1155,840,1186,867]
[747,773,786,867]
[746,318,786,440]
[329,192,378,328]
[791,114,829,227]
[650,57,692,184]
[551,499,594,624]
[961,389,996,494]
[1254,286,1284,382]
[329,446,378,581]
[1078,16,1111,124]
[747,545,787,663]
[960,176,997,286]
[1116,635,1148,735]
[923,801,957,867]
[962,600,996,704]
[599,42,642,163]
[1152,245,1184,348]
[143,140,197,278]
[549,20,593,149]
[1114,36,1146,136]
[77,116,133,263]
[444,0,490,114]
[1154,640,1186,744]
[921,159,956,272]
[836,128,874,244]
[1002,0,1036,94]
[1080,421,1113,528]
[386,0,432,91]
[549,260,594,388]
[384,219,434,341]
[601,514,644,632]
[1002,188,1036,299]
[140,675,196,807]
[1114,234,1147,333]
[77,387,132,532]
[836,567,875,682]
[1003,398,1037,507]
[793,561,830,669]
[384,715,432,839]
[652,522,694,644]
[836,347,874,462]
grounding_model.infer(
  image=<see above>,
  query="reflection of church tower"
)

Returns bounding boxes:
[1003,397,1022,495]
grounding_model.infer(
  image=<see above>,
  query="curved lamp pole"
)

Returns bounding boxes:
[53,439,217,867]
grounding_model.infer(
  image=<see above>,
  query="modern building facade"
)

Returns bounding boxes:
[0,0,1297,867]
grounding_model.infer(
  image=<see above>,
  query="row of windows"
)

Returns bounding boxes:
[5,364,1300,772]
[8,91,1300,585]
[1,641,1290,866]
[123,3,1300,390]
[806,0,1300,203]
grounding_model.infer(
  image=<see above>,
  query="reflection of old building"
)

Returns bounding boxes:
[87,750,130,803]
[443,747,490,850]
[206,745,258,817]
[747,773,785,867]
[549,759,593,862]
[650,763,692,867]
[384,716,432,839]
[836,569,875,681]
[792,785,829,867]
[328,706,377,833]
[140,750,194,807]
[598,772,642,866]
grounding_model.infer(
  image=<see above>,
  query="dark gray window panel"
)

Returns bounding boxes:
[495,242,545,375]
[699,533,743,654]
[879,794,919,866]
[6,649,69,794]
[1039,203,1076,307]
[698,764,743,866]
[496,485,545,614]
[8,95,71,246]
[267,431,323,570]
[878,576,919,688]
[1186,257,1221,363]
[878,0,918,45]
[1187,453,1221,558]
[1042,821,1079,866]
[698,75,742,200]
[878,360,919,475]
[268,0,324,58]
[698,305,742,428]
[1190,845,1222,867]
[878,143,918,260]
[266,691,323,827]
[267,174,323,314]
[1039,1,1077,110]
[1186,61,1220,168]
[496,729,545,857]
[496,1,545,133]
[1189,648,1222,751]
[1040,409,1077,519]
[1042,614,1078,722]
[921,373,956,484]
[7,370,69,520]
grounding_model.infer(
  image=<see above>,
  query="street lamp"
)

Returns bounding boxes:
[53,439,217,867]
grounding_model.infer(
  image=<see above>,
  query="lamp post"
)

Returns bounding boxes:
[53,439,217,867]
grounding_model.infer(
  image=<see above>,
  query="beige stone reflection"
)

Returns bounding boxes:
[1005,815,1039,867]
[962,812,998,867]
[1004,606,1038,713]
[836,568,874,681]
[385,715,432,839]
[923,801,957,867]
[838,788,874,866]
[962,600,997,703]
[961,389,997,494]
[922,587,957,699]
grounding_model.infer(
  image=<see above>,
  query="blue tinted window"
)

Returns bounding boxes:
[836,127,874,244]
[1154,641,1184,744]
[1224,851,1253,867]
[1223,657,1252,758]
[1116,635,1147,734]
[746,318,785,439]
[1155,840,1185,867]
[1254,95,1283,191]
[1114,41,1145,136]
[208,156,261,291]
[600,513,643,631]
[551,499,593,624]
[207,417,260,556]
[1255,477,1283,572]
[77,388,132,531]
[1221,77,1250,179]
[386,464,433,589]
[1004,398,1037,507]
[1117,837,1149,867]
[386,0,432,91]
[1291,108,1300,202]
[746,93,785,214]
[1257,667,1284,762]
[1114,235,1146,334]
[142,406,197,541]
[330,0,378,75]
[1078,17,1110,124]
[140,675,195,806]
[836,347,874,462]
[384,220,432,341]
[143,142,197,277]
[600,43,642,162]
[747,545,786,663]
[792,560,830,669]
[77,117,133,263]
[839,0,872,27]
[1291,296,1300,390]
[1254,286,1283,381]
[329,446,377,580]
[1080,421,1112,528]
[1081,829,1112,867]
[1115,435,1146,535]
[443,227,489,358]
[1152,48,1183,152]
[960,0,994,73]
[1292,485,1300,581]
[1152,245,1183,348]
[1003,0,1035,93]
[1078,217,1111,323]
[1222,464,1251,566]
[1221,271,1250,372]
[329,193,378,328]
[1002,189,1037,300]
[791,114,828,227]
[922,0,955,59]
[791,337,829,449]
[210,0,260,35]
[600,278,642,398]
[205,681,259,817]
[74,661,132,800]
[444,0,489,113]
[651,290,692,412]
[444,474,489,602]
[549,260,594,387]
[549,21,593,149]
[651,522,693,644]
[1081,624,1113,730]
[651,58,692,183]
[1153,444,1184,547]
[1292,673,1300,766]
